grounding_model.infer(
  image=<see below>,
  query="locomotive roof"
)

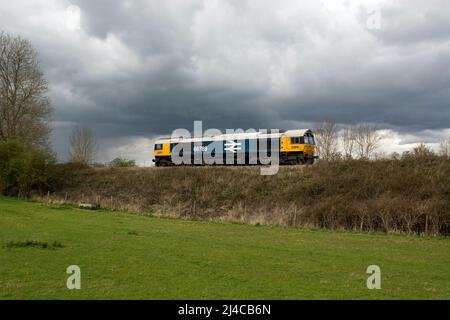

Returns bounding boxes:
[155,129,313,144]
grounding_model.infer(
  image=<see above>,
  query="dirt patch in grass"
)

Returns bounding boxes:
[4,240,63,249]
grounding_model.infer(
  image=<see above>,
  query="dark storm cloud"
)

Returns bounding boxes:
[67,0,450,134]
[1,0,449,161]
[74,0,201,56]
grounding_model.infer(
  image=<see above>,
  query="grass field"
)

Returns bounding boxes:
[0,196,449,299]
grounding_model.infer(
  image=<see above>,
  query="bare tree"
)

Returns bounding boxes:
[353,123,381,159]
[412,143,434,157]
[69,126,98,164]
[341,125,356,159]
[315,119,338,161]
[439,140,450,157]
[0,31,51,147]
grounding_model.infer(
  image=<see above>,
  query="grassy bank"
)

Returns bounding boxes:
[1,197,449,299]
[45,157,450,235]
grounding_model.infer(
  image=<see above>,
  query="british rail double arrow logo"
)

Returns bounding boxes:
[224,140,242,153]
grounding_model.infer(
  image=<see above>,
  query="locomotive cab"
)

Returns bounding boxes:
[280,129,316,164]
[153,138,171,166]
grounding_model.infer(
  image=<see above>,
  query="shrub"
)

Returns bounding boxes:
[109,158,136,168]
[0,140,56,196]
[411,143,435,158]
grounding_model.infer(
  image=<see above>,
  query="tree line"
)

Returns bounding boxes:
[0,31,55,196]
[314,118,450,161]
[0,32,136,197]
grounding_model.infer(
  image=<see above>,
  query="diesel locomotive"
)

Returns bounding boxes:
[153,129,316,166]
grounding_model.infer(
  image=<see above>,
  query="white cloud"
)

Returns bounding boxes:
[66,5,81,31]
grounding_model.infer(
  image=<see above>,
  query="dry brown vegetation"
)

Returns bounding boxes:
[41,156,450,235]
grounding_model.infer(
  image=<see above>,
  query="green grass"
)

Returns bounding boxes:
[0,197,449,299]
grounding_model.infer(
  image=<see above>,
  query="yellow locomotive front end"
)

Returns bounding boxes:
[153,138,172,166]
[280,129,316,164]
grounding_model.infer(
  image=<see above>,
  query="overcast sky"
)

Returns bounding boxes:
[1,0,449,164]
